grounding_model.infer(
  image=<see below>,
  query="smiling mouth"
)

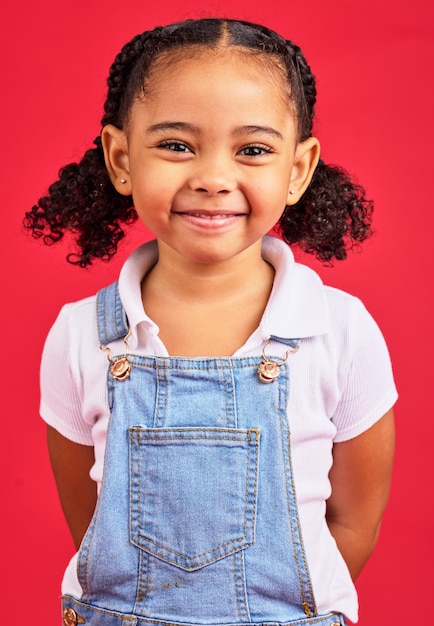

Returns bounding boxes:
[175,211,246,218]
[181,212,243,219]
[173,210,247,230]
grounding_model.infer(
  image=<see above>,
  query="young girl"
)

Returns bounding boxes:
[25,18,397,626]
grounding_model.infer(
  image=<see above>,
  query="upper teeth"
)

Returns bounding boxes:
[190,213,231,218]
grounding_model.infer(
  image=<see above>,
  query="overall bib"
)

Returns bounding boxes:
[62,282,346,626]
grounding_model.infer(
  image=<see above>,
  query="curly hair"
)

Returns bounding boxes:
[24,18,373,267]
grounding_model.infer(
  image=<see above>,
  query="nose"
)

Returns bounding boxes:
[188,155,236,196]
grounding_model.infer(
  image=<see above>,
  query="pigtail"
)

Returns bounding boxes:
[24,138,137,267]
[278,159,373,262]
[279,39,373,262]
[23,30,163,268]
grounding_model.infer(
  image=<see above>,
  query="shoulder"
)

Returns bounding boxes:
[46,295,99,353]
[323,284,371,326]
[290,254,385,343]
[41,294,101,379]
[291,259,369,319]
[323,283,366,310]
[321,285,386,351]
[56,294,98,325]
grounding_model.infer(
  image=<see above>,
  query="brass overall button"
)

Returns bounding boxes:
[63,609,77,626]
[63,608,85,625]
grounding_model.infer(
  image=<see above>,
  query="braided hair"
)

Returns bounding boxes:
[24,18,373,267]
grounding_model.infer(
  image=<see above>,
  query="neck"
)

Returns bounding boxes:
[144,239,273,304]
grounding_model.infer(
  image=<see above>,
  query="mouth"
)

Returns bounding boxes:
[173,210,247,230]
[174,210,246,219]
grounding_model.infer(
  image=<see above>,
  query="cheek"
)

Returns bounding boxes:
[250,169,292,207]
[130,175,165,203]
[130,161,182,196]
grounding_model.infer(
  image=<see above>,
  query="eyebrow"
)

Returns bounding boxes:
[146,122,283,140]
[232,125,283,140]
[146,122,199,134]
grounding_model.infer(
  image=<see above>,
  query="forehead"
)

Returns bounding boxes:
[140,47,292,110]
[126,48,296,137]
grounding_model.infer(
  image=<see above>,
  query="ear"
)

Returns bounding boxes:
[101,124,132,196]
[286,136,320,205]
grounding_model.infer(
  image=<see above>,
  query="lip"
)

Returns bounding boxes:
[173,209,248,230]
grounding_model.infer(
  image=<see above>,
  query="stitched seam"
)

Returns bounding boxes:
[125,359,263,370]
[133,549,150,612]
[133,435,253,442]
[96,286,107,345]
[278,368,316,617]
[287,431,317,616]
[115,282,125,338]
[130,428,255,437]
[218,359,237,428]
[237,549,251,622]
[154,361,168,428]
[63,597,343,625]
[135,541,256,570]
[233,553,243,622]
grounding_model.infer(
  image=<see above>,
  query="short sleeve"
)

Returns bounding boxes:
[331,297,398,442]
[40,305,95,445]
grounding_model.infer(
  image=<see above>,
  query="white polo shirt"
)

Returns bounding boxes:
[40,235,397,623]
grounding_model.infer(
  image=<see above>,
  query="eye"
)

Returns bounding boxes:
[238,144,273,158]
[158,141,192,153]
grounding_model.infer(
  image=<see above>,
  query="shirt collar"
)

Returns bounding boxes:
[118,239,159,349]
[260,236,329,341]
[118,236,329,349]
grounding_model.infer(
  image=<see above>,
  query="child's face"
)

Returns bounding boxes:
[104,49,319,267]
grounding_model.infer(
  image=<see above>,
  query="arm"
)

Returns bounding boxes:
[326,408,395,581]
[47,425,98,550]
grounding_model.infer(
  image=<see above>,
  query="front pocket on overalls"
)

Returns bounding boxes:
[129,427,260,571]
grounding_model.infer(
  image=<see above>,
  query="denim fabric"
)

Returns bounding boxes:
[62,282,346,626]
[62,596,346,626]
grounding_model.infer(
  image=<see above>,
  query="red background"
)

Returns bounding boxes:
[2,1,433,624]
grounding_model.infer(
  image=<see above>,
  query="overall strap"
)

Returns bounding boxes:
[270,335,300,349]
[96,281,129,345]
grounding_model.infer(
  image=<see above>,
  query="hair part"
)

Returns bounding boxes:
[24,18,373,267]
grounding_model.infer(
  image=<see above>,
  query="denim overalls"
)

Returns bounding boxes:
[61,282,346,626]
